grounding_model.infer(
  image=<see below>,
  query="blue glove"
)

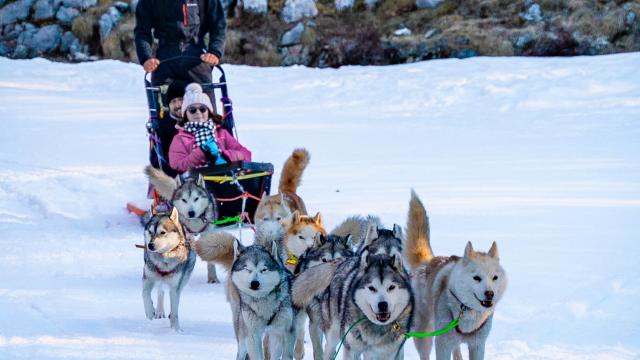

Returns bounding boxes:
[200,137,219,156]
[200,138,227,166]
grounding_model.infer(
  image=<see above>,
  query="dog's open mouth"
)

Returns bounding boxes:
[375,312,391,322]
[474,294,493,308]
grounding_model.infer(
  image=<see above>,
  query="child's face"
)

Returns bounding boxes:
[185,103,208,123]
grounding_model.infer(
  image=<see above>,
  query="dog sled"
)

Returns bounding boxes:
[128,58,273,227]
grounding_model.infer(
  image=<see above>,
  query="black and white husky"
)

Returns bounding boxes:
[293,249,414,360]
[142,207,196,332]
[145,165,219,283]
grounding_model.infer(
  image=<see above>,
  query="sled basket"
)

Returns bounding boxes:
[194,161,273,227]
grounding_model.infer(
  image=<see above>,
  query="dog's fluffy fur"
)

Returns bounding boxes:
[404,190,508,360]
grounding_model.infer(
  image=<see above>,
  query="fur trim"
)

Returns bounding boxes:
[144,165,177,200]
[405,189,433,270]
[291,261,338,308]
[193,230,236,271]
[278,148,310,194]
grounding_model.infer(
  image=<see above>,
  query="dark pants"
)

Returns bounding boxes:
[152,42,217,113]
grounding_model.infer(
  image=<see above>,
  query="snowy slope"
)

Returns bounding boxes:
[0,53,639,359]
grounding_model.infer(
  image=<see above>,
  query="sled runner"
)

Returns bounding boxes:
[133,58,273,226]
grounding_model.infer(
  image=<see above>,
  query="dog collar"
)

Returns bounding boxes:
[448,289,471,312]
[286,252,299,266]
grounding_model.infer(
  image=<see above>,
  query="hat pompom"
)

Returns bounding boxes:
[184,83,203,95]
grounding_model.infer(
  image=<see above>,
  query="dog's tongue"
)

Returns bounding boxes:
[376,312,391,322]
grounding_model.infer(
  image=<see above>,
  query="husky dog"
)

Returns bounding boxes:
[195,232,296,360]
[280,211,327,270]
[404,190,507,360]
[293,249,414,360]
[145,165,220,283]
[142,207,196,332]
[254,148,310,224]
[294,233,355,360]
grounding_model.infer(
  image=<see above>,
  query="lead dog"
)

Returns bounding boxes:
[404,190,508,360]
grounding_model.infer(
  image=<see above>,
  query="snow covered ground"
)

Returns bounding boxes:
[0,53,639,359]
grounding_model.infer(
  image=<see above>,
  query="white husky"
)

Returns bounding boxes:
[404,190,508,360]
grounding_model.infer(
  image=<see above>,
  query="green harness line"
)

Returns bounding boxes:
[331,312,462,360]
[213,215,241,225]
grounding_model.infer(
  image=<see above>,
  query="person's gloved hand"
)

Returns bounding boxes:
[200,137,219,156]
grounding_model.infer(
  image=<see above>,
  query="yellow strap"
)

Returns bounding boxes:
[203,171,272,184]
[286,253,299,266]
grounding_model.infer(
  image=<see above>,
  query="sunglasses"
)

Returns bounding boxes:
[187,106,208,114]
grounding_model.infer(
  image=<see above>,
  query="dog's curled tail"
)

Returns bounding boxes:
[144,165,177,200]
[278,148,310,194]
[292,261,338,308]
[330,215,369,246]
[405,189,433,270]
[194,231,236,271]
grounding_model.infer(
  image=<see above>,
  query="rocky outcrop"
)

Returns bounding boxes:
[0,0,639,67]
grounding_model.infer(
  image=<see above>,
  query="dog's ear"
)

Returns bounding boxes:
[313,233,324,248]
[169,207,180,225]
[150,205,157,215]
[464,242,475,261]
[344,234,353,248]
[392,224,403,240]
[359,248,370,272]
[196,173,206,188]
[175,173,184,187]
[313,212,322,226]
[488,241,499,260]
[389,254,403,271]
[261,192,268,202]
[364,223,378,246]
[233,239,244,260]
[292,210,301,224]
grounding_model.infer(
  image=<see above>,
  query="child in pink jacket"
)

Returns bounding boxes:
[169,83,251,173]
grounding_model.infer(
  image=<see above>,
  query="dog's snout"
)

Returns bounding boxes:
[378,301,388,313]
[485,291,494,300]
[188,210,196,218]
[147,242,155,251]
[250,280,260,290]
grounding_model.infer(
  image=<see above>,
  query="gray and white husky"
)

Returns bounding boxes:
[145,165,219,283]
[294,233,356,360]
[194,230,297,360]
[404,190,508,360]
[142,207,196,332]
[294,249,414,360]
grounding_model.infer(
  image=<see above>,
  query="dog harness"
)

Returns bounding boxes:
[447,289,491,336]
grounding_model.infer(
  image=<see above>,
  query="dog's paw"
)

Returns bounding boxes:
[154,309,166,319]
[207,278,219,284]
[145,308,155,320]
[169,313,182,332]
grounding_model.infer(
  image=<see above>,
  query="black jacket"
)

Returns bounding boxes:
[134,0,227,64]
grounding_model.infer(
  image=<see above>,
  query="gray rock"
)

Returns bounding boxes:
[30,24,62,54]
[455,48,477,58]
[242,0,267,14]
[0,41,9,55]
[282,0,317,23]
[17,24,37,45]
[416,0,442,9]
[61,0,95,9]
[520,3,542,22]
[455,35,469,45]
[514,32,534,49]
[12,44,29,58]
[56,6,79,24]
[281,22,305,46]
[626,11,636,27]
[280,43,310,65]
[33,0,59,21]
[99,6,121,41]
[335,0,353,11]
[0,0,35,26]
[59,30,78,52]
[2,22,23,40]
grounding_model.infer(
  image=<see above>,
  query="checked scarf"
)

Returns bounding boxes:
[183,120,216,149]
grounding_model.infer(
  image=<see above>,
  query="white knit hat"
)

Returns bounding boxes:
[181,83,214,115]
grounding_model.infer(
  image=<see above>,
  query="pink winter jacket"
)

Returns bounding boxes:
[168,125,252,173]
